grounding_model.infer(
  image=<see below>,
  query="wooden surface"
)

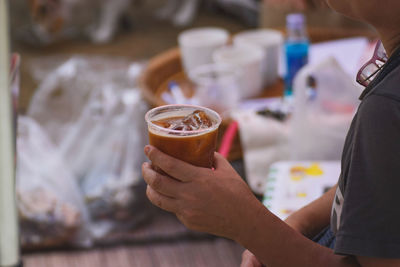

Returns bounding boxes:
[23,210,244,267]
[23,239,243,267]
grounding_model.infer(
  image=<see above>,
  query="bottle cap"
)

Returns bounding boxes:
[286,13,306,29]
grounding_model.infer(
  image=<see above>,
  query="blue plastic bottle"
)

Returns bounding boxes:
[284,13,309,97]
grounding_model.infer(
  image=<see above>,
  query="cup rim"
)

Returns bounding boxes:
[188,63,241,85]
[213,44,265,65]
[233,29,283,47]
[178,27,229,48]
[145,104,222,136]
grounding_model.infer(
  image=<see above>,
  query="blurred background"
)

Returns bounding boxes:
[3,0,378,266]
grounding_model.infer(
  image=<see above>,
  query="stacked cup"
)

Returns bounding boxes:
[178,27,283,114]
[178,27,230,74]
[233,29,284,90]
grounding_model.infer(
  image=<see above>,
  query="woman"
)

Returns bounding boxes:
[142,0,400,265]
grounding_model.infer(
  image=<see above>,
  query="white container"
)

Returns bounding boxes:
[213,44,264,99]
[233,29,283,87]
[178,27,229,75]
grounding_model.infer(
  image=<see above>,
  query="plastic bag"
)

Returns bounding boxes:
[26,56,149,241]
[27,56,142,145]
[17,116,91,249]
[289,57,361,160]
[233,109,290,194]
[80,90,149,238]
[58,87,150,238]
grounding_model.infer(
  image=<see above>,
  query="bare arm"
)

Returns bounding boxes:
[142,146,398,267]
[235,193,358,267]
[285,184,337,238]
[240,184,400,267]
[241,185,337,266]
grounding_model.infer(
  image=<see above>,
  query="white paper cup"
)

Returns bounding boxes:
[213,44,264,99]
[233,29,283,87]
[178,27,229,75]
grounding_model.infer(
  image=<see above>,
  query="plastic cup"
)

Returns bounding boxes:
[145,105,222,168]
[189,63,241,117]
[213,44,265,99]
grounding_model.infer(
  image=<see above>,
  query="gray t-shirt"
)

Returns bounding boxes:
[331,47,400,258]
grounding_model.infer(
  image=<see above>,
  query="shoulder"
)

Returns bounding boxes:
[358,91,400,126]
[369,64,400,102]
[351,92,400,151]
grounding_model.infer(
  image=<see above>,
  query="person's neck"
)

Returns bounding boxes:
[377,28,400,57]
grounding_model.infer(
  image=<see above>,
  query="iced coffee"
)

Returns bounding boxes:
[145,105,222,168]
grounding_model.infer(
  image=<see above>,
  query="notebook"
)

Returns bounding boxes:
[263,161,340,220]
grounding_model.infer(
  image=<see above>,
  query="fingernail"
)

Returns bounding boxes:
[144,145,151,155]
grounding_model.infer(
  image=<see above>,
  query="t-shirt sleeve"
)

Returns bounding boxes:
[334,94,400,258]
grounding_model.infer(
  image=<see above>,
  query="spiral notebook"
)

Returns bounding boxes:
[263,161,341,220]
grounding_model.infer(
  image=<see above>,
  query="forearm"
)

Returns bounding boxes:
[285,184,337,238]
[235,199,358,267]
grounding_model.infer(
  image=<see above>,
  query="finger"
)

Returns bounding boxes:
[241,250,263,267]
[144,145,204,182]
[213,152,234,171]
[242,250,253,259]
[240,258,253,267]
[142,162,182,198]
[146,185,177,213]
[240,250,251,267]
[240,256,254,267]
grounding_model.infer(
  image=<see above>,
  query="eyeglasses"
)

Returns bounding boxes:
[356,40,388,87]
